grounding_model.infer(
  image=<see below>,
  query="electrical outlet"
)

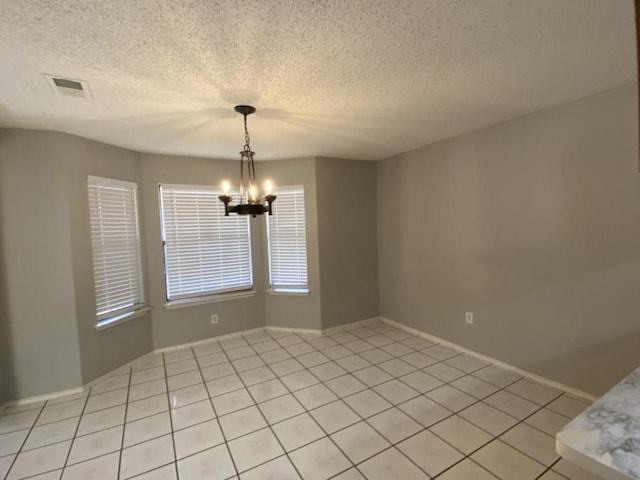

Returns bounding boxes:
[465,312,474,325]
[211,314,219,325]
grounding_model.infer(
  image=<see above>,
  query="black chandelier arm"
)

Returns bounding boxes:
[218,195,232,216]
[265,194,276,215]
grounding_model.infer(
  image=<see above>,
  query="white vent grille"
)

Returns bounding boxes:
[44,74,92,99]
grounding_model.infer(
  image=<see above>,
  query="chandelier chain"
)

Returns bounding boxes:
[243,114,251,152]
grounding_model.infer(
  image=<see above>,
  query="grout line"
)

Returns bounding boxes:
[116,367,134,479]
[161,354,180,479]
[0,330,461,476]
[2,400,48,480]
[316,337,475,477]
[1,321,581,480]
[254,325,565,479]
[213,339,307,479]
[299,326,450,478]
[192,346,242,479]
[0,403,44,418]
[366,331,565,472]
[58,385,93,478]
[0,376,565,477]
[380,317,597,402]
[0,394,88,422]
[256,328,435,478]
[209,325,568,476]
[429,387,565,479]
[535,457,566,479]
[59,441,120,470]
[244,331,372,479]
[0,398,89,426]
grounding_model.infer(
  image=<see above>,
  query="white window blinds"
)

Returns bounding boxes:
[87,176,145,321]
[159,184,253,301]
[267,186,308,291]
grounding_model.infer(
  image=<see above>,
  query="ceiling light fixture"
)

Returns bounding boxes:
[218,105,276,217]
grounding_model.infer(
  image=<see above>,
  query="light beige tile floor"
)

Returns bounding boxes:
[0,320,598,479]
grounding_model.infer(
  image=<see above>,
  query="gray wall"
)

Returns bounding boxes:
[0,131,334,400]
[0,130,83,399]
[0,162,12,403]
[316,157,379,329]
[377,83,640,396]
[0,130,154,400]
[140,153,266,348]
[63,135,153,384]
[261,158,323,330]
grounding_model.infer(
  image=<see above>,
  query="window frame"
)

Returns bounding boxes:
[158,183,254,304]
[87,175,146,328]
[266,185,309,294]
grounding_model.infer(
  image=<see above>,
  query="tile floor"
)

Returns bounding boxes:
[0,320,600,480]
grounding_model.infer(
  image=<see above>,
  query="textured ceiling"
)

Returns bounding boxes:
[0,0,635,160]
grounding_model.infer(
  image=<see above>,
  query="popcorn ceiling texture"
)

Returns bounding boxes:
[0,0,635,160]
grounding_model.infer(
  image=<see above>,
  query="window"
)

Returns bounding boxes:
[267,186,308,292]
[159,184,253,302]
[88,176,145,325]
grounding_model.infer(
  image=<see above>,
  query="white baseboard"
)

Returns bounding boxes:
[3,315,595,412]
[0,386,86,412]
[380,317,597,402]
[88,327,270,390]
[266,317,381,337]
[153,327,268,354]
[263,317,383,337]
[266,326,322,335]
[153,317,381,355]
[323,317,382,336]
[1,319,380,411]
[154,318,381,355]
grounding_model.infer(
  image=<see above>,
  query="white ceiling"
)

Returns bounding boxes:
[0,0,635,161]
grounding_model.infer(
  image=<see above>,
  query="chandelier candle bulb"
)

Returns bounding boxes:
[264,180,273,196]
[222,180,231,195]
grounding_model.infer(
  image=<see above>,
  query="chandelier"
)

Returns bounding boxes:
[218,105,276,217]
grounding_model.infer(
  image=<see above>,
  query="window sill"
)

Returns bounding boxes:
[164,290,257,310]
[96,307,151,331]
[267,288,310,296]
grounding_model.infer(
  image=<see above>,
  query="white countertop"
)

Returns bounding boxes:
[556,367,640,480]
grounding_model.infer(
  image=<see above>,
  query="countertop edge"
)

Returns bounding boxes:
[556,433,634,480]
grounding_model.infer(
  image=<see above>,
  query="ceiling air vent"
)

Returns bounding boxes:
[44,74,92,99]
